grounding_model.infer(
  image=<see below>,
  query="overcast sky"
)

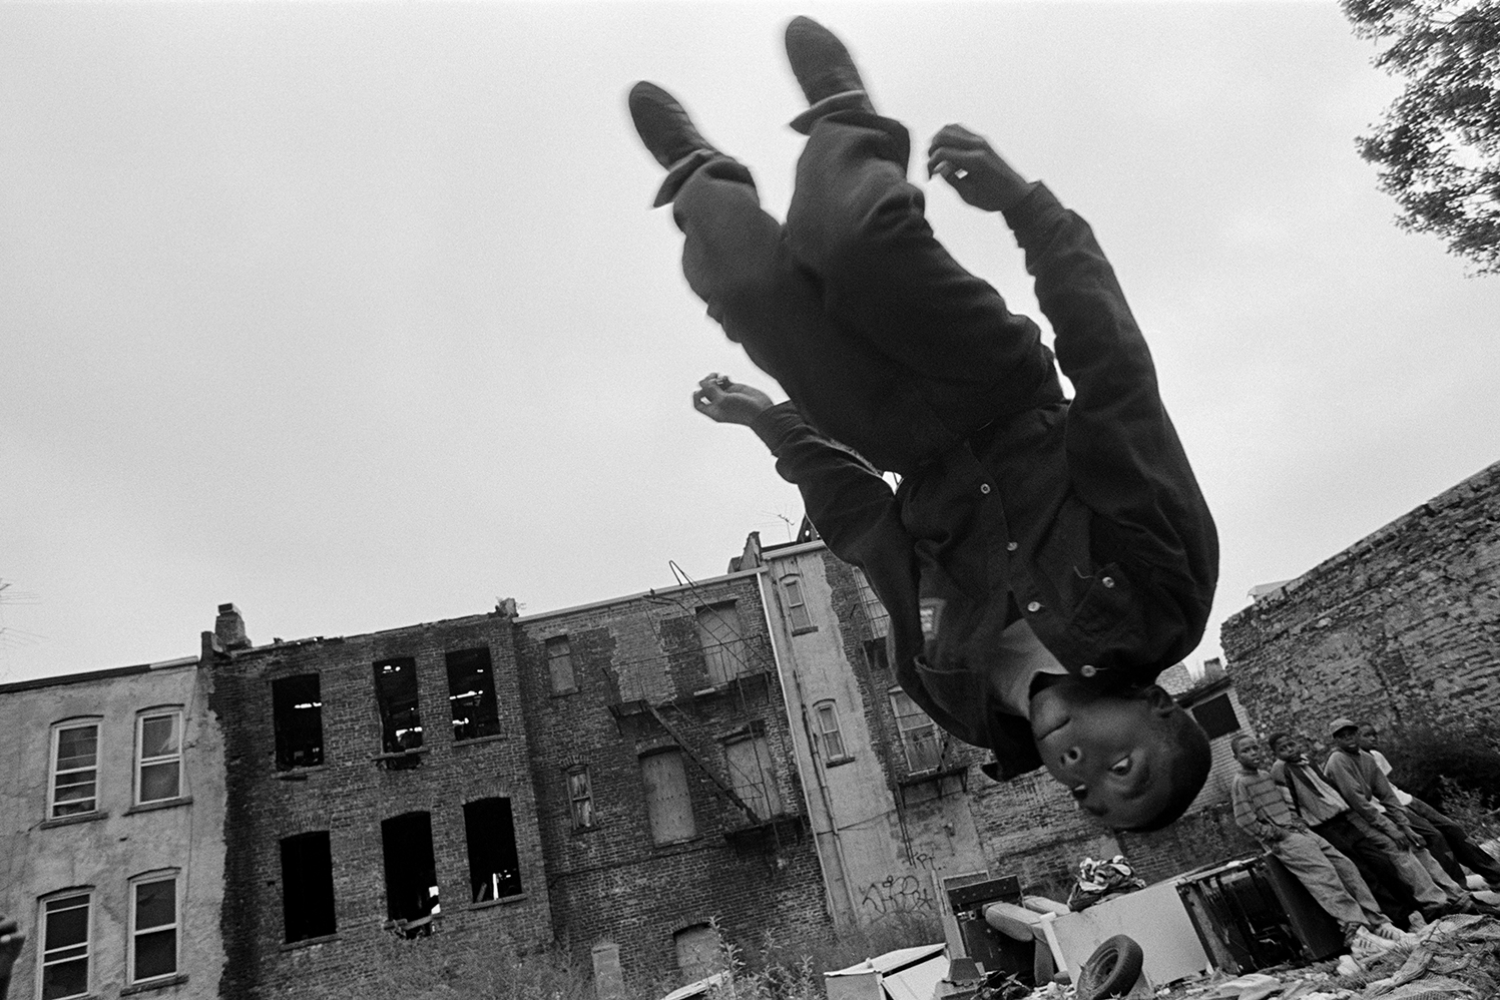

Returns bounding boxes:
[2,1,1496,685]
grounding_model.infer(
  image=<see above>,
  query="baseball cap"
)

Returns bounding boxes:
[1328,717,1359,737]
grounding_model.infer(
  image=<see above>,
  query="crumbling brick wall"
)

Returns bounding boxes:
[1222,460,1500,745]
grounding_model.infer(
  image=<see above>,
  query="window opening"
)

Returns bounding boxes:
[546,636,576,694]
[674,924,721,983]
[280,831,336,942]
[130,876,178,984]
[725,727,783,819]
[696,603,746,686]
[890,689,942,772]
[40,892,91,1000]
[781,577,813,631]
[641,750,696,844]
[863,638,889,673]
[1191,693,1241,740]
[446,647,501,741]
[381,811,440,934]
[373,657,423,752]
[136,710,183,804]
[567,766,594,830]
[272,674,324,770]
[813,701,849,762]
[463,798,522,903]
[50,722,99,818]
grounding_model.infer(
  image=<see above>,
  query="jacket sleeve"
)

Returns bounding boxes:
[1324,753,1405,840]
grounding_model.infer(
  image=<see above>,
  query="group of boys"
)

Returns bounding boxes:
[1232,721,1500,962]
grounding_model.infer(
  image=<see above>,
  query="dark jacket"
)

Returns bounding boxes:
[751,184,1217,780]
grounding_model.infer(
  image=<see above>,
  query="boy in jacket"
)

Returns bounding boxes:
[629,16,1217,829]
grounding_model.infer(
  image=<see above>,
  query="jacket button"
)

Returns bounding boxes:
[1101,576,1115,588]
[1006,541,1018,552]
[1026,601,1041,613]
[980,483,991,495]
[1081,664,1097,678]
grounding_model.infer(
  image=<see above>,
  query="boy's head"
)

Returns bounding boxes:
[1029,678,1210,831]
[1329,717,1362,753]
[1357,724,1381,751]
[1231,734,1265,770]
[1267,731,1302,762]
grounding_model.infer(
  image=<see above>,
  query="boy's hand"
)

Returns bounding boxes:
[927,124,1034,213]
[691,374,774,426]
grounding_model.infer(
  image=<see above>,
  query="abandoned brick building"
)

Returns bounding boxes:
[1223,458,1500,748]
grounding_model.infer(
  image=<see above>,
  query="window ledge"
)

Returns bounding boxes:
[40,809,109,829]
[790,626,820,636]
[652,835,705,850]
[281,933,339,952]
[453,734,507,748]
[824,756,856,768]
[372,748,430,761]
[275,765,327,781]
[469,893,528,910]
[550,688,579,698]
[122,973,189,995]
[570,825,597,837]
[125,796,193,816]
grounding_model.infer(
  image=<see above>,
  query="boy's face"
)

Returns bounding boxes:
[1233,738,1264,769]
[1333,727,1362,752]
[1271,736,1302,762]
[1358,725,1380,751]
[1029,679,1182,828]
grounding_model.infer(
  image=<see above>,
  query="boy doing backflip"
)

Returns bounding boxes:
[629,17,1218,829]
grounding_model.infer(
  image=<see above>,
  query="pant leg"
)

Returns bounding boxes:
[784,111,1062,439]
[1310,830,1385,925]
[1406,805,1466,884]
[1341,813,1451,911]
[1272,831,1368,928]
[1410,797,1500,884]
[1314,817,1406,922]
[672,155,953,473]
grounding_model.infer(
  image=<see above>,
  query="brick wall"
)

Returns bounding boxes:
[211,612,552,1000]
[1222,459,1500,744]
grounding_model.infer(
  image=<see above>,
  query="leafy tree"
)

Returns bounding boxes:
[1341,0,1500,273]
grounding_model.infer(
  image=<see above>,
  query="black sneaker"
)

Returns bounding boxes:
[784,16,869,109]
[628,82,717,169]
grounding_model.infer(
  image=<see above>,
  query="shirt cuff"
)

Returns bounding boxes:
[750,400,806,453]
[1001,181,1064,243]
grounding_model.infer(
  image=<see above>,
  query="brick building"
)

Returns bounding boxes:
[0,655,227,1000]
[1221,459,1500,744]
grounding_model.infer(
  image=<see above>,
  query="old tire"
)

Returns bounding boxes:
[1075,934,1144,1000]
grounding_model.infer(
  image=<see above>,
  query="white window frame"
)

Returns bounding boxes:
[135,708,184,806]
[813,700,850,763]
[38,890,93,1000]
[128,872,180,985]
[49,720,101,819]
[889,688,942,773]
[781,576,814,631]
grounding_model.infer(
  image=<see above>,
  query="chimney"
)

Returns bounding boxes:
[215,603,251,650]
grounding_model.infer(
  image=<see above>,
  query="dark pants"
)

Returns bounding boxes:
[672,110,1059,475]
[1313,812,1447,923]
[1409,796,1500,885]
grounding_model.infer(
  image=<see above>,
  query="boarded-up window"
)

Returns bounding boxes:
[381,812,440,931]
[641,750,695,844]
[781,577,813,631]
[50,722,99,818]
[725,729,783,820]
[890,689,942,772]
[446,647,501,741]
[696,603,746,686]
[863,638,889,673]
[373,657,423,753]
[674,923,721,983]
[814,701,849,762]
[272,675,324,770]
[567,766,595,830]
[463,798,522,902]
[1191,693,1241,740]
[280,831,336,943]
[547,636,576,694]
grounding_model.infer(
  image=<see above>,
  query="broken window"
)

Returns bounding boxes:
[272,674,324,770]
[813,700,849,763]
[725,725,784,820]
[135,709,183,804]
[641,749,695,844]
[567,765,594,830]
[373,657,423,753]
[280,831,336,943]
[446,647,501,742]
[50,720,100,818]
[890,688,942,772]
[546,636,576,694]
[463,797,522,903]
[674,924,721,983]
[1191,693,1241,740]
[696,603,746,686]
[129,874,178,984]
[863,638,889,673]
[381,811,440,933]
[40,891,92,1000]
[781,576,813,631]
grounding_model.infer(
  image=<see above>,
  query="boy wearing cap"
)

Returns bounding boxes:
[1230,735,1410,960]
[629,15,1217,831]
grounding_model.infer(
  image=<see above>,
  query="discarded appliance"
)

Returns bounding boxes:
[823,943,948,1000]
